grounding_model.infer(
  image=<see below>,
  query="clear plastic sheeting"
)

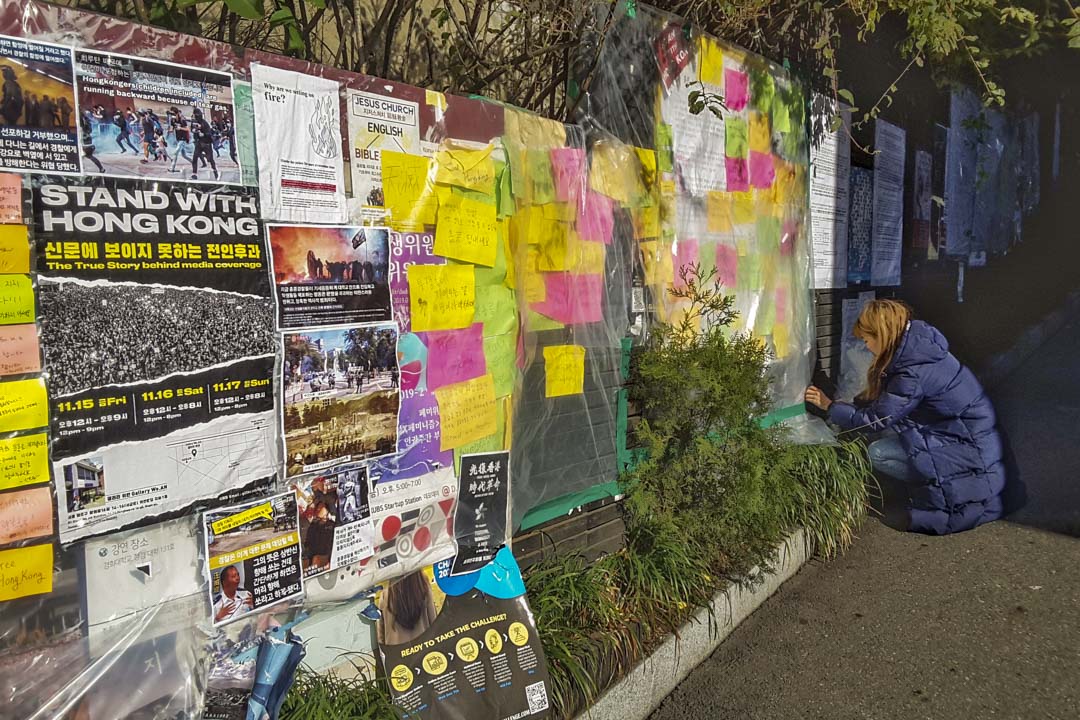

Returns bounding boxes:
[576,3,827,435]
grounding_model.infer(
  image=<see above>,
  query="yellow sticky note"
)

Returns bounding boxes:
[0,543,53,602]
[434,144,496,194]
[641,240,674,286]
[0,433,49,491]
[408,264,475,331]
[0,377,48,433]
[749,112,771,154]
[566,232,606,275]
[436,374,498,451]
[707,192,734,233]
[0,275,34,326]
[774,322,791,358]
[634,205,660,239]
[426,89,447,112]
[540,203,575,222]
[503,108,567,149]
[0,226,29,274]
[381,151,438,229]
[544,345,585,397]
[634,146,657,193]
[698,37,724,86]
[434,188,499,266]
[589,140,637,206]
[536,225,568,272]
[733,192,755,225]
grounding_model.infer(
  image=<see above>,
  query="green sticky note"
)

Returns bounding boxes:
[756,216,781,249]
[0,275,35,326]
[459,221,507,287]
[725,118,748,158]
[450,184,496,205]
[656,123,674,173]
[771,94,792,133]
[757,291,776,335]
[527,148,556,205]
[527,309,564,332]
[484,332,518,398]
[750,68,775,113]
[496,160,515,217]
[475,283,517,337]
[737,252,762,292]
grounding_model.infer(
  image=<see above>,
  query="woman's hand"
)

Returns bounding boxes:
[805,385,833,411]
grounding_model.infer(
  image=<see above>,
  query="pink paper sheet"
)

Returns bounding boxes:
[423,323,487,390]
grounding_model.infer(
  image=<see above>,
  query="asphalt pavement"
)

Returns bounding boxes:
[649,318,1080,720]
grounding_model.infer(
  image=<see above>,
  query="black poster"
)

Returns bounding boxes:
[451,451,509,576]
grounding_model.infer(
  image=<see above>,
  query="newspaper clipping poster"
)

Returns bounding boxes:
[73,49,240,183]
[203,492,303,626]
[0,35,80,174]
[32,176,279,542]
[268,224,392,329]
[252,64,347,224]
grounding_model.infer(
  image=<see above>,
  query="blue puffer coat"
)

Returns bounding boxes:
[828,320,1005,534]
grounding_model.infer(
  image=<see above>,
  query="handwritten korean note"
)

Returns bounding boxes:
[381,150,438,229]
[0,433,49,491]
[544,345,586,397]
[436,373,498,451]
[434,188,499,266]
[0,226,29,274]
[0,377,47,433]
[0,486,53,545]
[0,174,21,223]
[424,323,487,390]
[0,275,34,326]
[434,144,496,194]
[408,264,476,332]
[0,324,40,377]
[0,543,53,602]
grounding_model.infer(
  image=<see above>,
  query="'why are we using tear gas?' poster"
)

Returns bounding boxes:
[269,224,392,329]
[252,64,347,224]
[282,323,400,476]
[73,49,241,183]
[31,176,280,542]
[0,35,80,174]
[203,492,303,627]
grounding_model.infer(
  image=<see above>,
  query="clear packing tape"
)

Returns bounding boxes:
[0,1,827,717]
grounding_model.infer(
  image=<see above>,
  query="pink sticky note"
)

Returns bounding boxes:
[577,191,614,244]
[775,287,788,320]
[725,69,749,111]
[725,157,749,193]
[716,244,738,288]
[0,324,41,377]
[781,219,798,256]
[0,174,22,223]
[423,323,487,390]
[749,151,775,189]
[550,147,586,204]
[531,273,604,324]
[674,238,699,288]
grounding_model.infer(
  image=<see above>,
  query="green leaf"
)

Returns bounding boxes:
[224,0,263,20]
[306,0,326,7]
[268,7,294,25]
[286,23,305,53]
[837,88,855,105]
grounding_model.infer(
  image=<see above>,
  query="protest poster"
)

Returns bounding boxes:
[451,451,509,576]
[809,95,850,289]
[203,492,303,627]
[870,119,905,286]
[378,557,551,720]
[346,89,422,216]
[291,463,373,577]
[32,176,279,542]
[251,64,347,224]
[282,324,400,476]
[72,49,240,183]
[0,35,80,174]
[389,231,443,333]
[268,224,393,329]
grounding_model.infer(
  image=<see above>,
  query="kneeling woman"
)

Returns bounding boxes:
[805,300,1005,534]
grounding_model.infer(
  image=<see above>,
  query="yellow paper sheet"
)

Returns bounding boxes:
[503,108,567,149]
[774,322,791,358]
[634,205,660,239]
[0,377,47,433]
[0,275,34,326]
[641,240,674,287]
[749,112,771,154]
[408,264,476,331]
[634,146,657,194]
[707,192,734,233]
[589,141,637,206]
[0,226,29,274]
[697,37,725,86]
[0,543,53,602]
[566,232,606,275]
[381,151,438,229]
[434,144,496,194]
[434,187,499,266]
[544,345,586,397]
[0,433,49,491]
[733,192,755,225]
[436,373,498,451]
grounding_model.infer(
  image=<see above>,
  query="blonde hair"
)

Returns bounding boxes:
[854,299,913,402]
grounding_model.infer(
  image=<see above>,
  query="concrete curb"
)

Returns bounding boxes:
[578,529,811,720]
[982,289,1080,388]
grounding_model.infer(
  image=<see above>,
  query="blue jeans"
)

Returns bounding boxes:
[867,433,920,484]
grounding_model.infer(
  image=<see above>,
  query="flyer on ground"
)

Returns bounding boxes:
[291,463,373,578]
[203,492,303,627]
[0,35,80,174]
[32,176,280,542]
[282,323,400,476]
[72,49,241,184]
[268,224,392,329]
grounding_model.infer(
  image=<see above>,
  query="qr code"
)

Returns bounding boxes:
[526,680,549,714]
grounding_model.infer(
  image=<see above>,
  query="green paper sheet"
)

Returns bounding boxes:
[726,118,748,158]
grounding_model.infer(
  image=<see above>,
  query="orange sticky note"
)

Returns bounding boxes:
[0,226,28,274]
[0,175,21,223]
[0,486,53,545]
[436,374,498,451]
[0,543,53,602]
[0,324,40,376]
